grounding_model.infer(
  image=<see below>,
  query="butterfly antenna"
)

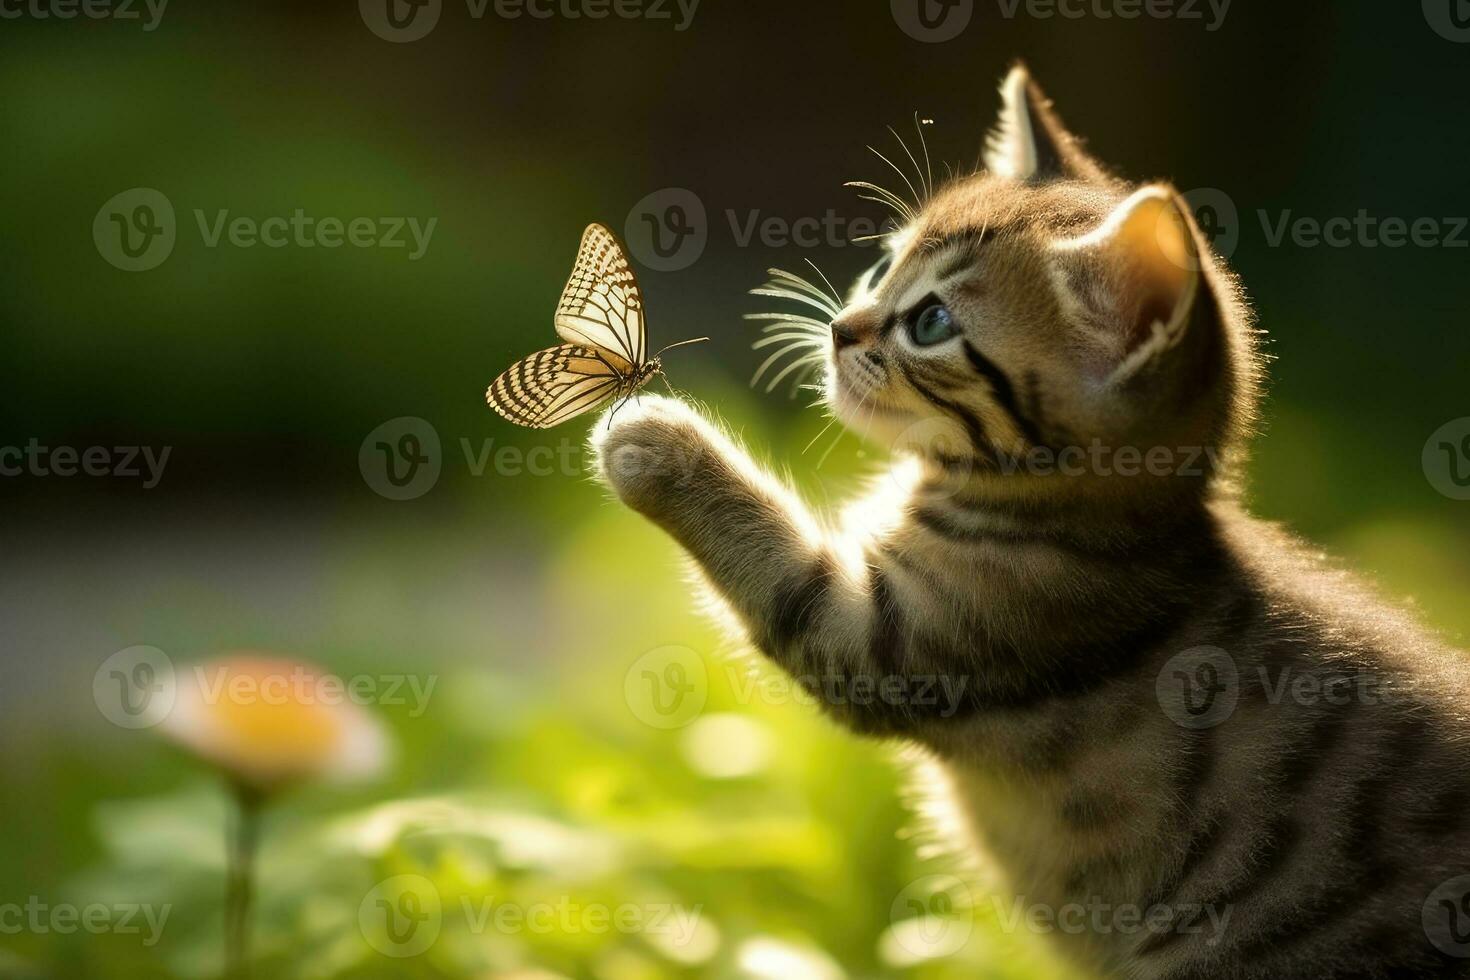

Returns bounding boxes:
[654,336,711,357]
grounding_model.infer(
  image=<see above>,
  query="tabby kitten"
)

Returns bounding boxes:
[592,65,1470,979]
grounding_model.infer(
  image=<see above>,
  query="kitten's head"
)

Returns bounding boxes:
[823,65,1259,500]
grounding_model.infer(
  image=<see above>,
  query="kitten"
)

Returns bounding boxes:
[592,64,1470,979]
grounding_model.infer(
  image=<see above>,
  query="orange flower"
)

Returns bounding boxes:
[159,654,391,793]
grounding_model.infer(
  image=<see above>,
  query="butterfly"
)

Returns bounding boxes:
[486,223,707,428]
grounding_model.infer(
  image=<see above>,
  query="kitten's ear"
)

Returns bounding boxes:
[1054,185,1210,379]
[984,64,1108,183]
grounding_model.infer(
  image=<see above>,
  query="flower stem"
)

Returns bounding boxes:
[225,783,263,980]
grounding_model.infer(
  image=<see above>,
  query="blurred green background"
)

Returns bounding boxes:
[2,1,1468,977]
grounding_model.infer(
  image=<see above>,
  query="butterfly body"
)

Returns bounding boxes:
[486,223,702,428]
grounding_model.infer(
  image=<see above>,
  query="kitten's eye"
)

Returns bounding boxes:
[909,304,958,346]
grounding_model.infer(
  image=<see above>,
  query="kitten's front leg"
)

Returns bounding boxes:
[592,396,902,711]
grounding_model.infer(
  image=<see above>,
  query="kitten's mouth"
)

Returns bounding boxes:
[829,352,903,425]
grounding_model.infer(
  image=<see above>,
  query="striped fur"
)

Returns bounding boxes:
[592,65,1470,979]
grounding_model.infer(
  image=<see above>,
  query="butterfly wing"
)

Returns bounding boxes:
[554,223,647,368]
[487,344,634,429]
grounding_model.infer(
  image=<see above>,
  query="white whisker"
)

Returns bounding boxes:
[887,124,930,205]
[765,350,824,393]
[752,333,827,350]
[749,286,840,319]
[751,340,819,389]
[744,312,832,331]
[766,266,839,301]
[803,258,844,308]
[915,112,935,200]
[845,181,917,225]
[869,144,924,216]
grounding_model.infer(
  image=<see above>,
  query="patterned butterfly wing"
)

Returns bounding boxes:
[554,223,647,368]
[487,344,636,429]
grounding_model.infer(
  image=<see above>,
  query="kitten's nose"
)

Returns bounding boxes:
[830,318,861,349]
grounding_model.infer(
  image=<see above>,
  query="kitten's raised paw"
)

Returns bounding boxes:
[591,395,710,514]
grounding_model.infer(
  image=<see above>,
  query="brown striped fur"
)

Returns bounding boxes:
[592,64,1470,978]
